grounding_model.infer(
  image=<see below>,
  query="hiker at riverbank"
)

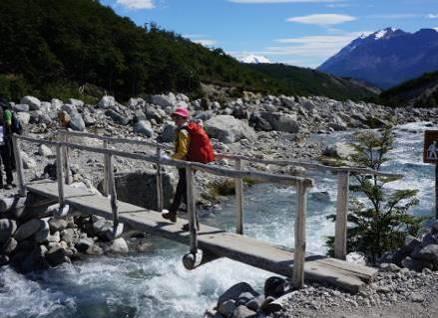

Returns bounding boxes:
[162,107,191,222]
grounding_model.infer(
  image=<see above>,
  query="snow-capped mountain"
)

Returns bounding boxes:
[240,54,271,64]
[318,28,438,89]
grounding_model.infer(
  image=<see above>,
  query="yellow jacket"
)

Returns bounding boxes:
[172,128,191,160]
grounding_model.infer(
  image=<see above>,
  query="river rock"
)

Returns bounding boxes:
[69,112,86,131]
[16,112,30,126]
[204,115,256,143]
[61,103,77,114]
[1,237,18,254]
[108,237,129,254]
[322,142,355,159]
[107,170,174,211]
[12,104,29,112]
[67,98,84,108]
[51,98,63,111]
[128,97,146,109]
[98,96,116,108]
[232,305,256,318]
[14,219,44,241]
[264,276,289,298]
[134,120,153,137]
[151,93,176,108]
[20,96,41,110]
[19,245,49,273]
[414,244,438,267]
[38,144,53,157]
[46,247,70,267]
[61,228,78,244]
[218,299,236,316]
[75,237,94,253]
[49,217,68,233]
[218,282,259,306]
[34,220,50,243]
[259,112,300,133]
[82,109,96,126]
[0,219,17,243]
[106,109,130,125]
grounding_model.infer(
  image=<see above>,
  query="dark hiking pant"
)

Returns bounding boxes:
[0,145,13,185]
[169,168,187,214]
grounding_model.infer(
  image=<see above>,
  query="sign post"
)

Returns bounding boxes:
[423,130,438,219]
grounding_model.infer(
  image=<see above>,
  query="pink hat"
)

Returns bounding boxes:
[172,107,190,119]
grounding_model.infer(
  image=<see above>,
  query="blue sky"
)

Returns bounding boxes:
[100,0,438,68]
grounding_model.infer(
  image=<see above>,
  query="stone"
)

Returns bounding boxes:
[0,219,17,243]
[61,228,78,244]
[346,251,367,266]
[231,305,257,318]
[14,219,44,241]
[108,237,129,254]
[92,218,114,241]
[128,97,146,109]
[245,295,265,311]
[51,98,63,111]
[16,112,30,126]
[20,96,41,110]
[264,276,289,298]
[69,112,86,131]
[20,151,37,169]
[34,220,50,243]
[204,115,256,143]
[12,104,29,112]
[410,292,425,303]
[218,282,259,306]
[82,110,96,126]
[75,237,94,253]
[106,109,130,125]
[0,255,9,266]
[1,237,17,254]
[158,123,177,142]
[414,244,438,266]
[61,103,77,114]
[217,299,236,316]
[38,144,53,157]
[431,220,438,234]
[259,112,300,133]
[49,217,68,233]
[98,96,116,108]
[100,170,174,211]
[66,98,84,108]
[151,93,177,108]
[19,245,49,273]
[46,247,70,267]
[249,113,272,131]
[422,233,438,246]
[393,236,422,265]
[379,263,401,272]
[86,244,104,256]
[133,120,153,137]
[260,296,283,314]
[322,142,355,159]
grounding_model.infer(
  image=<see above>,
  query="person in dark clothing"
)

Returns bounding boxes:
[0,106,14,189]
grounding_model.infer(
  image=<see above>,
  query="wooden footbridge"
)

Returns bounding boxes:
[11,131,397,293]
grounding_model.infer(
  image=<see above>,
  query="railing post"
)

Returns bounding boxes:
[12,135,26,197]
[56,144,65,207]
[156,146,164,211]
[235,159,244,234]
[63,133,72,184]
[106,152,119,236]
[335,171,349,260]
[103,140,109,196]
[293,181,308,289]
[186,165,198,253]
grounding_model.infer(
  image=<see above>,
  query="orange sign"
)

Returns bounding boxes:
[424,130,438,163]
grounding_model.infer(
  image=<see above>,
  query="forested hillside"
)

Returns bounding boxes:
[379,71,438,107]
[0,0,377,101]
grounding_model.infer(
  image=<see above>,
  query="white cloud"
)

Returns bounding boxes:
[193,39,218,46]
[116,0,155,9]
[428,14,438,19]
[287,14,356,25]
[229,0,343,3]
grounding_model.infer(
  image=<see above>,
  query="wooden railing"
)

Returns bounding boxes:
[56,130,401,260]
[12,133,314,289]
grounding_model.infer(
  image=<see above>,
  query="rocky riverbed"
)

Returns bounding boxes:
[1,92,438,317]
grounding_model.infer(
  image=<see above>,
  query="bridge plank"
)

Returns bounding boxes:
[26,181,377,293]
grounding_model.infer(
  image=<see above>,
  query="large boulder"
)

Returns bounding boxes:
[322,142,355,159]
[12,104,29,113]
[259,112,300,133]
[101,170,174,211]
[14,219,45,241]
[16,112,30,126]
[151,93,177,108]
[413,244,438,267]
[66,98,84,108]
[217,282,259,306]
[0,219,17,243]
[20,96,41,111]
[204,115,256,143]
[69,112,86,131]
[21,151,37,169]
[97,96,116,109]
[106,109,130,125]
[133,120,153,137]
[128,97,146,109]
[158,123,176,143]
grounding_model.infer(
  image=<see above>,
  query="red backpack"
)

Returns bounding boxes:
[184,122,215,163]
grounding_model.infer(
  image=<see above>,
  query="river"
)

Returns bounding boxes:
[0,122,435,318]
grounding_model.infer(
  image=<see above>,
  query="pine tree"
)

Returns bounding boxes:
[326,128,423,263]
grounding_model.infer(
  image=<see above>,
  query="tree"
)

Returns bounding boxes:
[326,128,423,263]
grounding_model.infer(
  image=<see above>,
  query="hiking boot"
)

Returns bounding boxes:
[162,211,177,223]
